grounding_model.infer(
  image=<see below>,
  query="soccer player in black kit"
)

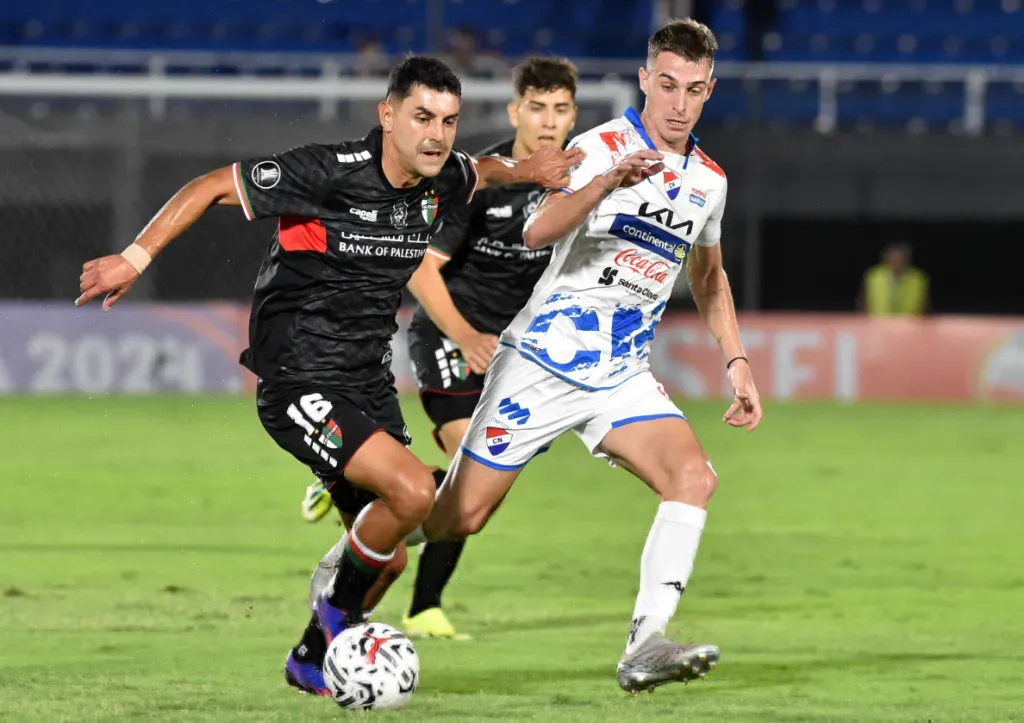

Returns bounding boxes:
[404,57,580,638]
[75,56,582,697]
[302,57,581,641]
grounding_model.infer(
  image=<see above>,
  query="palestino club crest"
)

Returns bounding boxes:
[421,193,438,225]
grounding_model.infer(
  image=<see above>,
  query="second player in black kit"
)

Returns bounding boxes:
[400,58,580,638]
[75,55,582,698]
[408,141,553,428]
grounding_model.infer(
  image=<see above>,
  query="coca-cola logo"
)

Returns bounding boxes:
[614,248,670,284]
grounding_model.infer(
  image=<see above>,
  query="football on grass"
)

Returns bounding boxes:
[322,622,419,710]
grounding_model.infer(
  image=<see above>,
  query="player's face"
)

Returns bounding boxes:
[380,84,460,179]
[507,88,578,155]
[638,52,716,148]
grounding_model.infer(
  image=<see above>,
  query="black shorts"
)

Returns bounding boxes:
[255,379,411,515]
[407,315,484,438]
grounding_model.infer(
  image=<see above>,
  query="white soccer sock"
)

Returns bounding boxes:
[624,501,707,655]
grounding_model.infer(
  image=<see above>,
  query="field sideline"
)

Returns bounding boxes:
[1,396,1023,722]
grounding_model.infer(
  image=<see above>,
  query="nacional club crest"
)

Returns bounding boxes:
[391,199,409,229]
[663,170,681,200]
[485,426,512,456]
[421,193,438,225]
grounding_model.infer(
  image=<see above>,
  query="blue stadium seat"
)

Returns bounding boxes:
[987,82,1024,124]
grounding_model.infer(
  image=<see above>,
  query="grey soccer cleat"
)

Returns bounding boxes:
[616,633,719,694]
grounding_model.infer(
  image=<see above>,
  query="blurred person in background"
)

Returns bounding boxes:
[859,241,930,317]
[446,26,508,79]
[353,37,390,77]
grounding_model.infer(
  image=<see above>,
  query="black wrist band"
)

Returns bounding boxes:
[726,356,748,370]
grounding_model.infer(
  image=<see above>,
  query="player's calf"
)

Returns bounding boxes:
[599,416,719,674]
[363,542,408,612]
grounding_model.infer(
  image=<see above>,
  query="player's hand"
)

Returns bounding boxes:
[75,254,139,311]
[525,145,586,189]
[598,150,665,192]
[723,359,763,432]
[457,332,499,375]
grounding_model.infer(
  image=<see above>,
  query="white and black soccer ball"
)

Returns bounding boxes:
[322,622,419,710]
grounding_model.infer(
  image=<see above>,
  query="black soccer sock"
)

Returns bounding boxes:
[292,614,327,663]
[431,467,447,490]
[325,532,391,615]
[408,539,466,618]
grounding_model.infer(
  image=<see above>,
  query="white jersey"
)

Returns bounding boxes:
[502,108,728,390]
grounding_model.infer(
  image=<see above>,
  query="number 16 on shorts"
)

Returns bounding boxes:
[287,393,343,468]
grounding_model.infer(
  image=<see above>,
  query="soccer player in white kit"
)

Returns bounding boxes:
[417,18,764,693]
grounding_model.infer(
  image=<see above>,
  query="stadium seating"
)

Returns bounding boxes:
[1,0,1022,128]
[1,0,1021,64]
[0,0,655,58]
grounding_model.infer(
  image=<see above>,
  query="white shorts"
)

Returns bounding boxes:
[460,344,687,471]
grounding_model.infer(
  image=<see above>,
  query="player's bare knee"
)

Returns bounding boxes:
[446,510,487,540]
[388,468,436,528]
[663,458,718,507]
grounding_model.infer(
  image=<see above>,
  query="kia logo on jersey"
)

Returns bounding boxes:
[663,170,681,200]
[485,427,512,455]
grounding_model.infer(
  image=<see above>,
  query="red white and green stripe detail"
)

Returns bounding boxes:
[232,162,256,221]
[344,530,394,574]
[426,245,451,262]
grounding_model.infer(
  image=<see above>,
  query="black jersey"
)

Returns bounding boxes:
[235,127,477,391]
[414,138,553,336]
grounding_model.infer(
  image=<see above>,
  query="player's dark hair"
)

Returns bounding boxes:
[386,56,462,102]
[512,57,578,99]
[647,18,718,67]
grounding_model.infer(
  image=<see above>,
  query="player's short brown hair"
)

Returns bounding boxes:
[512,57,578,99]
[647,18,718,67]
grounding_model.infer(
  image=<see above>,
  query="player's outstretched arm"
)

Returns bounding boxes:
[473,146,585,191]
[407,253,497,374]
[687,242,763,432]
[76,166,239,311]
[523,150,664,249]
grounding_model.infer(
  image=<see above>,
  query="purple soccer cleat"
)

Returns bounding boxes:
[284,649,331,697]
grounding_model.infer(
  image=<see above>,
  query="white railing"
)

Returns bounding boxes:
[1,46,1023,133]
[0,73,635,122]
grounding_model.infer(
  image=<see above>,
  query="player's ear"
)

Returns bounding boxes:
[569,103,578,132]
[706,77,717,102]
[378,100,393,132]
[506,100,520,130]
[638,66,649,96]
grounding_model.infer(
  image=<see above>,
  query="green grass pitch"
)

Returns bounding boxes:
[1,395,1023,721]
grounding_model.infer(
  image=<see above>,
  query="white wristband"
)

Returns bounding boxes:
[121,243,152,274]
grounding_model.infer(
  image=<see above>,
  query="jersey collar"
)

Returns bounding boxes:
[623,106,698,168]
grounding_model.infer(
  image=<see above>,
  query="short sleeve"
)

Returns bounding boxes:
[561,130,617,194]
[443,149,479,206]
[695,179,727,247]
[234,144,332,220]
